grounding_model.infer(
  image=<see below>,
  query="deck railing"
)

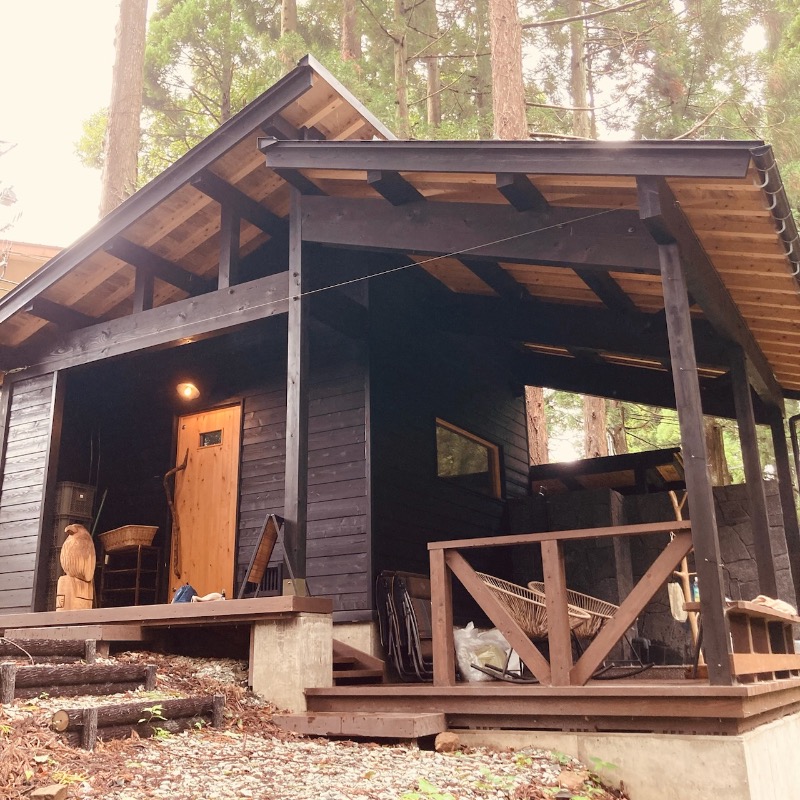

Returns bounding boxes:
[428,520,693,687]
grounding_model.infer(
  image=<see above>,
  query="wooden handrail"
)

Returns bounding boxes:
[428,519,691,551]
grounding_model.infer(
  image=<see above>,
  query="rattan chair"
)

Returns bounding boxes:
[472,572,591,682]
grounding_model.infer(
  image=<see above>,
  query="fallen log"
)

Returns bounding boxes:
[14,662,153,688]
[52,696,220,732]
[55,694,226,749]
[15,681,149,700]
[0,639,91,658]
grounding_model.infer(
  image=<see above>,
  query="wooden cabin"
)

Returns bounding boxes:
[1,55,800,798]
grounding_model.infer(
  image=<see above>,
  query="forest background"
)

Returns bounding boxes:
[75,0,800,485]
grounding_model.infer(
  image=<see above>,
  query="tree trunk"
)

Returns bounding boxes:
[705,418,732,486]
[281,0,298,36]
[583,395,608,458]
[341,0,361,61]
[568,0,592,139]
[608,399,629,455]
[394,0,410,138]
[488,0,527,139]
[423,0,441,128]
[220,0,233,122]
[526,386,549,465]
[99,0,148,217]
[474,0,493,138]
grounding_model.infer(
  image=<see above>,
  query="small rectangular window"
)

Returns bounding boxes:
[436,419,501,498]
[199,429,223,447]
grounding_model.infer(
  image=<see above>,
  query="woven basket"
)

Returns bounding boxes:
[99,525,157,552]
[528,581,618,638]
[476,572,590,639]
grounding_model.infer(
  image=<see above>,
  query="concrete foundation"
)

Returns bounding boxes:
[457,711,800,800]
[333,620,381,658]
[249,612,332,712]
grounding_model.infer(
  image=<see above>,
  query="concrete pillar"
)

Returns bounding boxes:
[249,612,332,712]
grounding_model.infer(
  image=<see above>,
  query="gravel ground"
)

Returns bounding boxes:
[0,651,627,800]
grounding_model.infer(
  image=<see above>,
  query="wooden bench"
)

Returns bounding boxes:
[686,600,800,682]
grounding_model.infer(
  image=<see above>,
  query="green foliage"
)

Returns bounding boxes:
[400,777,456,800]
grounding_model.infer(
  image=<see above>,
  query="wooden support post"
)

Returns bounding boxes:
[730,346,778,597]
[132,266,154,312]
[283,188,309,585]
[429,548,455,686]
[0,662,17,703]
[84,640,96,665]
[218,203,241,289]
[212,693,225,728]
[658,241,732,684]
[769,407,800,607]
[80,707,98,751]
[541,540,572,685]
[144,663,157,691]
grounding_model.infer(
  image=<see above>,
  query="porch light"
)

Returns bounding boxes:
[176,382,200,400]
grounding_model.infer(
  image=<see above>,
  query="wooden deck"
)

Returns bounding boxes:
[303,674,800,736]
[0,596,332,640]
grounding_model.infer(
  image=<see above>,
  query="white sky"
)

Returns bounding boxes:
[0,1,119,247]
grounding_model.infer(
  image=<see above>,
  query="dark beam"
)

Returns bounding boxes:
[105,237,215,296]
[436,293,729,371]
[218,204,241,289]
[260,117,323,141]
[301,197,660,273]
[190,170,285,237]
[3,272,289,376]
[768,406,800,607]
[496,173,548,212]
[24,299,95,331]
[511,349,744,420]
[658,240,732,685]
[273,169,326,196]
[730,346,778,596]
[367,170,425,206]
[575,270,639,317]
[458,259,531,301]
[637,176,783,410]
[283,188,309,584]
[132,267,154,313]
[260,139,755,178]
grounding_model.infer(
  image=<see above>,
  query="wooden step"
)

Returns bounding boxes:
[334,668,384,684]
[275,711,446,739]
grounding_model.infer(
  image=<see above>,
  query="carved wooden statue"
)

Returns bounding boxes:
[56,523,96,611]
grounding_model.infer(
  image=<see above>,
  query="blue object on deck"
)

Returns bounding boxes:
[172,583,197,603]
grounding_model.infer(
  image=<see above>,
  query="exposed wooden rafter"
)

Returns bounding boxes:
[458,258,532,301]
[274,169,327,196]
[105,237,215,296]
[496,173,549,212]
[24,298,94,331]
[367,171,425,206]
[575,270,640,316]
[190,170,285,237]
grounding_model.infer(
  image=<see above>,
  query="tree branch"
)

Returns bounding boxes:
[522,0,657,30]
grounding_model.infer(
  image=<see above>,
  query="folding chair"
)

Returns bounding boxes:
[237,514,282,598]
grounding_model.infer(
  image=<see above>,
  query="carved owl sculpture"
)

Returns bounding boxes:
[61,523,96,582]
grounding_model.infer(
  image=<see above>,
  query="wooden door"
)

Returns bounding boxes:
[169,405,241,598]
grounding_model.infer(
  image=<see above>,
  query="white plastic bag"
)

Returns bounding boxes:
[453,622,519,681]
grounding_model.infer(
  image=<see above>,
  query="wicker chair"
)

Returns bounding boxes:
[527,580,616,639]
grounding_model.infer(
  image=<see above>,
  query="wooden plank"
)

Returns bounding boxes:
[570,530,694,685]
[654,237,733,686]
[2,624,148,642]
[429,548,455,687]
[541,540,572,686]
[217,204,241,289]
[5,273,290,375]
[275,711,446,738]
[445,550,552,685]
[283,188,309,582]
[24,299,94,331]
[132,267,154,313]
[731,653,800,675]
[428,520,692,552]
[730,345,777,597]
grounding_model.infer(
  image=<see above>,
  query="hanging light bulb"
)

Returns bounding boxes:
[176,382,200,400]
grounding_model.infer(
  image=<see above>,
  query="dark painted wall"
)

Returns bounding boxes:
[368,271,530,584]
[0,374,55,613]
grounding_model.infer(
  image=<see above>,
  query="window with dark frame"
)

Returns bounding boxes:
[435,419,501,499]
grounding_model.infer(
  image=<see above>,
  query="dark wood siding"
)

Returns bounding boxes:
[0,374,55,613]
[369,274,529,580]
[237,331,369,613]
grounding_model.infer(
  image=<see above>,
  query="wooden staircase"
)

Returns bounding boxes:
[332,639,385,685]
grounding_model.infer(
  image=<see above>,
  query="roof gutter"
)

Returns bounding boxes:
[750,144,800,288]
